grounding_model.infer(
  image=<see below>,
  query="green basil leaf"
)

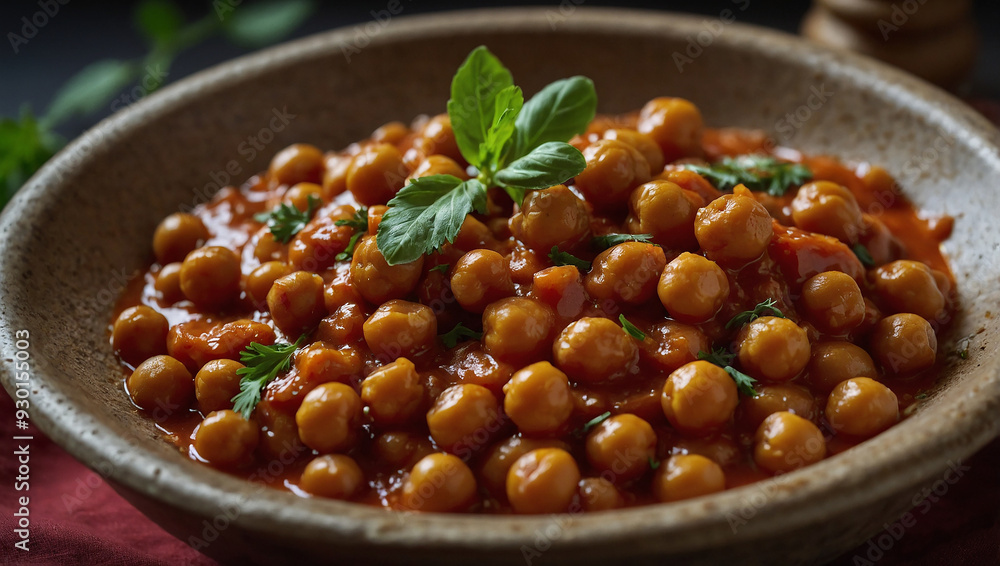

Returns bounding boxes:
[135,0,184,46]
[43,60,138,127]
[446,46,514,168]
[377,175,487,265]
[0,112,62,208]
[221,0,314,47]
[480,84,523,171]
[495,141,586,191]
[513,76,596,160]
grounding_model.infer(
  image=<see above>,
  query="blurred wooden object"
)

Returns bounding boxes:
[802,0,978,89]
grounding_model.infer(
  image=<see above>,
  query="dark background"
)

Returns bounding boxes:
[2,0,999,142]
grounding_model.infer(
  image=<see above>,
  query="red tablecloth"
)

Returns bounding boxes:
[1,388,998,565]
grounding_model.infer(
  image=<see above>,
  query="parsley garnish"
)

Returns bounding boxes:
[619,314,646,341]
[439,322,482,348]
[698,347,759,397]
[914,392,929,400]
[333,206,368,261]
[253,194,320,244]
[429,263,450,274]
[592,233,653,250]
[231,335,306,419]
[549,246,590,270]
[684,155,812,196]
[574,411,612,437]
[852,243,875,267]
[648,456,661,470]
[726,298,785,330]
[376,46,596,265]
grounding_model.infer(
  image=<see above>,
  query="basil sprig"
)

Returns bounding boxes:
[376,46,597,265]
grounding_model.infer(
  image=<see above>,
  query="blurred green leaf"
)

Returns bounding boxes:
[135,0,184,46]
[43,60,138,128]
[221,0,314,47]
[0,111,63,208]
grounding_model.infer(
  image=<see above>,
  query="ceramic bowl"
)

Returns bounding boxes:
[2,8,998,565]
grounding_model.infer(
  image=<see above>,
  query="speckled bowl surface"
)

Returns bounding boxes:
[2,8,999,565]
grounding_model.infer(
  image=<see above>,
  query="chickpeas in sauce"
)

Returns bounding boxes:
[112,95,955,514]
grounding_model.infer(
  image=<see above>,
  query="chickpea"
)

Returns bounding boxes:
[454,215,495,251]
[741,384,816,430]
[420,114,462,162]
[578,477,624,512]
[112,305,169,366]
[346,143,408,205]
[321,153,351,200]
[179,246,242,309]
[269,143,324,186]
[627,181,704,249]
[450,250,514,313]
[127,355,194,413]
[408,155,465,181]
[790,181,864,244]
[153,213,209,265]
[373,431,435,469]
[283,182,322,211]
[826,377,898,437]
[255,399,305,461]
[506,448,581,514]
[363,300,437,360]
[507,246,550,285]
[585,414,657,482]
[253,229,286,263]
[636,97,704,162]
[800,271,865,334]
[300,454,365,500]
[806,341,878,393]
[508,185,591,251]
[653,454,726,503]
[154,262,184,304]
[657,253,729,323]
[641,320,709,373]
[479,436,569,494]
[350,236,424,304]
[531,265,587,319]
[448,343,515,396]
[871,313,937,375]
[694,188,773,266]
[604,128,665,172]
[287,207,355,271]
[246,261,292,306]
[482,297,555,364]
[195,359,244,413]
[193,410,258,467]
[361,357,424,425]
[426,384,500,452]
[872,260,946,321]
[295,382,363,453]
[503,362,573,436]
[266,271,326,335]
[575,139,652,208]
[584,242,666,305]
[553,317,639,384]
[737,317,811,382]
[661,361,739,433]
[753,411,827,474]
[671,435,742,468]
[401,453,477,512]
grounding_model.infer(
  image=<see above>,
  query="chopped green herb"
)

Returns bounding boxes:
[684,154,812,196]
[231,335,306,419]
[648,456,661,470]
[592,233,653,250]
[334,206,368,231]
[335,231,363,262]
[439,322,483,348]
[726,298,785,330]
[376,46,594,264]
[549,246,590,270]
[619,314,646,341]
[698,347,758,396]
[914,392,928,400]
[575,411,612,437]
[852,243,875,267]
[429,263,450,274]
[254,194,320,244]
[698,347,735,367]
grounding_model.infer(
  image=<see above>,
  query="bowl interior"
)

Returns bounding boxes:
[2,7,999,564]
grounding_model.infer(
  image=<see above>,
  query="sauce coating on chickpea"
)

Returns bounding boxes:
[114,90,954,516]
